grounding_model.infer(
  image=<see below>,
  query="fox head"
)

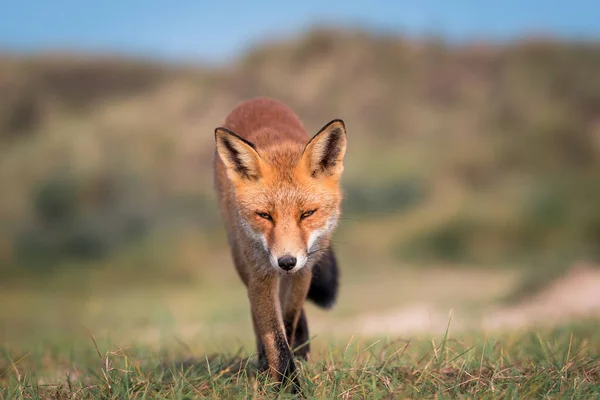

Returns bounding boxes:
[215,119,347,274]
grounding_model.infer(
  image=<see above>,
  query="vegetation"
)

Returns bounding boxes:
[1,27,600,398]
[2,31,600,280]
[1,323,598,398]
[2,30,600,279]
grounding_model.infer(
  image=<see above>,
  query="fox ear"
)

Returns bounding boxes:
[215,127,262,181]
[302,119,347,179]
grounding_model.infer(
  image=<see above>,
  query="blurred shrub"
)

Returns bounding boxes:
[2,28,600,282]
[0,88,41,137]
[397,218,473,263]
[515,182,569,249]
[14,171,149,269]
[343,178,427,216]
[31,57,170,111]
[33,173,78,228]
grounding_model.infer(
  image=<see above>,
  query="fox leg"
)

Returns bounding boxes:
[249,274,300,392]
[279,269,312,361]
[251,312,267,371]
[293,309,310,360]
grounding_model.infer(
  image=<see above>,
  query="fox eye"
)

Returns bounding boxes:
[300,209,317,220]
[256,212,273,221]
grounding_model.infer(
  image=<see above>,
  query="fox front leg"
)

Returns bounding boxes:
[279,270,312,360]
[290,309,310,360]
[251,311,268,371]
[249,275,301,393]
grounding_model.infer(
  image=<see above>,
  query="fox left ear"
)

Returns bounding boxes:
[302,119,347,179]
[215,127,262,181]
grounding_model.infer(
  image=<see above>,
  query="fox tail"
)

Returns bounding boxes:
[307,246,339,309]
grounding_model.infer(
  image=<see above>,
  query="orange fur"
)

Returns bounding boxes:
[213,97,347,392]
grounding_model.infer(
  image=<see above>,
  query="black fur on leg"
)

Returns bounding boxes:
[252,312,268,372]
[256,340,267,372]
[292,309,310,360]
[307,246,339,309]
[273,331,301,394]
[283,308,310,360]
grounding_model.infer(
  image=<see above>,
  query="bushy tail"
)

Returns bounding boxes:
[307,246,339,309]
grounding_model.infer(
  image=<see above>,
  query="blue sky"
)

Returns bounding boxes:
[1,1,599,63]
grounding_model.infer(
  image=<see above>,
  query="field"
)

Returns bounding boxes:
[2,324,599,398]
[1,264,599,398]
[2,28,600,398]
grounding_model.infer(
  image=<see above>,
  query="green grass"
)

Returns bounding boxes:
[1,323,598,399]
[3,265,596,398]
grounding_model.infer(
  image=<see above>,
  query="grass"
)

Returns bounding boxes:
[1,322,598,399]
[3,265,596,398]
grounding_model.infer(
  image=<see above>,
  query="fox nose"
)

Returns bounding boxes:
[277,255,297,271]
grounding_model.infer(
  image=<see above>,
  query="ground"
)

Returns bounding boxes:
[1,264,599,398]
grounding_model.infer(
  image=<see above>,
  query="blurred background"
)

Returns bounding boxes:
[1,1,600,349]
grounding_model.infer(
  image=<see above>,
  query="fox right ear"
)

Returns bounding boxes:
[302,119,347,180]
[215,128,262,181]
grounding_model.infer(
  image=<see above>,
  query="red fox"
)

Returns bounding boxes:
[213,97,346,391]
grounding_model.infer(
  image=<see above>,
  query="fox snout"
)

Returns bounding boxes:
[268,251,308,273]
[277,255,297,271]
